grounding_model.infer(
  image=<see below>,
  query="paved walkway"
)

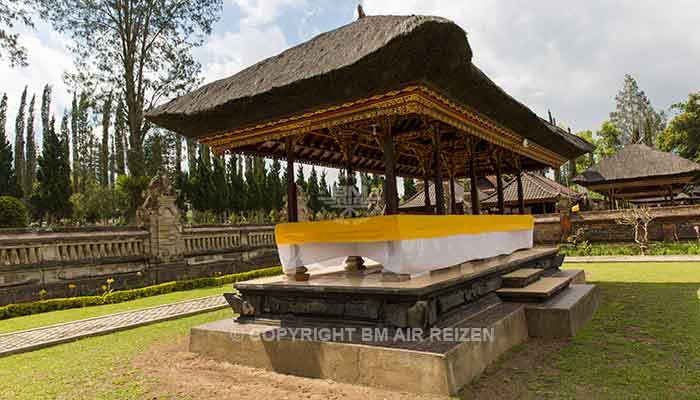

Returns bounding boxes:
[566,255,700,263]
[0,295,228,357]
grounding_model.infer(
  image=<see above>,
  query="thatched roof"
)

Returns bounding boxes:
[147,14,590,160]
[399,180,486,210]
[573,144,700,185]
[481,172,582,207]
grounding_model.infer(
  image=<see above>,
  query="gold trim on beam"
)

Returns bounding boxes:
[201,86,568,168]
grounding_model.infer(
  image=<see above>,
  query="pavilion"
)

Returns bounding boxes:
[147,15,592,219]
[481,171,583,214]
[148,13,599,395]
[573,144,700,208]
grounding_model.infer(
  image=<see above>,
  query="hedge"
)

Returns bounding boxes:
[0,266,282,321]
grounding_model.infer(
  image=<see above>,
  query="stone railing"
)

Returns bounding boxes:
[0,227,148,267]
[534,205,700,244]
[0,176,280,305]
[182,225,275,255]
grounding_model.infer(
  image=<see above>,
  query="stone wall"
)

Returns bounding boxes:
[0,224,278,305]
[0,176,278,306]
[534,205,700,244]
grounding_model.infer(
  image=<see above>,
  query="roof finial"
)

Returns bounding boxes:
[357,4,366,19]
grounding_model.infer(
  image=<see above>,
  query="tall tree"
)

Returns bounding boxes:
[306,166,321,217]
[269,159,283,211]
[186,137,197,173]
[14,86,26,192]
[99,93,112,187]
[658,92,700,161]
[24,93,36,196]
[0,0,33,67]
[37,0,223,178]
[227,154,245,214]
[296,165,306,191]
[59,111,70,161]
[70,92,79,189]
[210,155,229,221]
[574,130,596,173]
[40,85,52,140]
[610,74,666,147]
[35,114,72,223]
[113,97,126,175]
[0,93,21,196]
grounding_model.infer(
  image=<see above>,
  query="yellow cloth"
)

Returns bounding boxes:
[275,214,534,245]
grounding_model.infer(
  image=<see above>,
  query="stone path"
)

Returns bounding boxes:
[0,295,228,357]
[566,255,700,263]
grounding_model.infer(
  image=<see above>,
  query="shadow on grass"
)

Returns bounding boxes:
[463,281,700,400]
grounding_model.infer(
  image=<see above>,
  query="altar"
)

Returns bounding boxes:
[276,214,534,275]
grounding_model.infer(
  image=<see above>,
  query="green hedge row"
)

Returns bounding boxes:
[0,266,282,321]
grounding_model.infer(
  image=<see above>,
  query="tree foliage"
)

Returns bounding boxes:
[35,114,72,223]
[657,92,700,161]
[610,74,666,147]
[0,93,21,197]
[0,0,33,67]
[36,0,223,178]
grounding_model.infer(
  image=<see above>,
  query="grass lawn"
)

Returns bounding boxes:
[0,285,229,334]
[0,262,699,399]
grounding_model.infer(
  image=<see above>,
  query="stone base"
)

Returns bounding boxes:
[524,284,600,338]
[190,301,528,396]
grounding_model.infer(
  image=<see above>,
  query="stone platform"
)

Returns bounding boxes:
[228,247,565,329]
[190,247,600,395]
[191,298,528,396]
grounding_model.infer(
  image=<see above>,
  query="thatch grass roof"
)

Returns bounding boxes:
[147,14,590,160]
[481,172,581,206]
[399,180,485,210]
[573,144,700,185]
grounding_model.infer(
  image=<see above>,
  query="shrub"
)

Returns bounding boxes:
[0,266,282,320]
[0,196,29,228]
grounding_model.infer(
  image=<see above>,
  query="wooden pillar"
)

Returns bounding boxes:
[517,172,525,215]
[494,155,505,214]
[423,177,431,213]
[431,125,445,215]
[286,136,298,222]
[382,127,398,215]
[338,133,357,216]
[449,176,457,214]
[468,156,480,215]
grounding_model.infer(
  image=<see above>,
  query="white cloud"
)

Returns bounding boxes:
[232,0,308,26]
[0,24,75,146]
[197,25,289,84]
[362,0,700,132]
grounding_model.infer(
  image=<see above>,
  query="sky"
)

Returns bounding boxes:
[1,0,699,187]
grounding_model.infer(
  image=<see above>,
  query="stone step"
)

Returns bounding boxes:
[495,277,571,302]
[524,284,600,338]
[501,268,544,288]
[551,268,586,284]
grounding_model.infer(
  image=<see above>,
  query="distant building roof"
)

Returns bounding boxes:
[573,144,700,185]
[481,172,582,206]
[399,181,485,210]
[573,144,700,199]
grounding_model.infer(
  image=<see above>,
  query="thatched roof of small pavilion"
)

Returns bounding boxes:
[573,144,700,199]
[399,180,486,210]
[147,14,591,168]
[482,172,582,207]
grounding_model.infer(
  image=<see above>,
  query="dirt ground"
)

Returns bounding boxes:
[133,336,568,400]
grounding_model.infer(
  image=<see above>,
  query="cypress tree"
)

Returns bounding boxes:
[319,169,331,211]
[35,114,72,223]
[70,92,79,190]
[114,97,126,175]
[307,166,321,217]
[25,94,36,196]
[244,156,257,212]
[59,112,70,162]
[268,159,283,211]
[41,85,51,137]
[14,86,27,193]
[296,165,305,191]
[0,94,21,197]
[211,155,229,221]
[189,145,214,212]
[100,93,112,187]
